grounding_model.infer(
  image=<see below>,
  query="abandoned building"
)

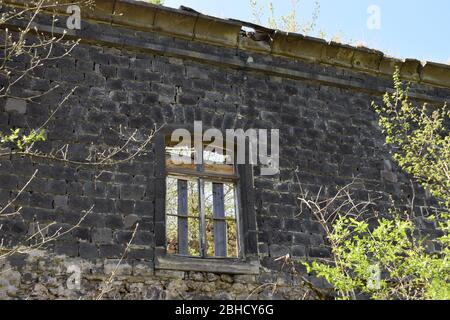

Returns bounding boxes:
[0,0,449,299]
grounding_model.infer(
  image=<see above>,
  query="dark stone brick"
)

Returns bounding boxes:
[120,185,145,200]
[116,199,135,215]
[284,219,303,232]
[81,213,105,228]
[292,245,307,257]
[68,196,94,211]
[105,214,124,229]
[309,246,331,258]
[269,244,290,258]
[55,241,79,257]
[46,180,67,195]
[83,182,107,198]
[0,175,18,189]
[134,200,153,217]
[142,93,159,105]
[67,182,83,195]
[127,247,153,260]
[293,232,310,246]
[73,227,91,241]
[134,231,153,245]
[100,65,117,78]
[107,79,123,90]
[115,230,133,244]
[7,253,27,269]
[79,242,98,259]
[0,188,10,203]
[99,244,124,258]
[29,193,54,209]
[93,198,115,214]
[92,227,113,244]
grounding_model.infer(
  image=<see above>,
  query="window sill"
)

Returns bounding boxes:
[155,251,260,275]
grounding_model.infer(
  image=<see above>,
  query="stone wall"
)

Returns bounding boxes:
[0,1,449,299]
[1,250,311,300]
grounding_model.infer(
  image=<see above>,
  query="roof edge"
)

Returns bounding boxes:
[4,0,450,89]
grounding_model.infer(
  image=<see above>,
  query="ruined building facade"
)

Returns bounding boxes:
[0,0,449,299]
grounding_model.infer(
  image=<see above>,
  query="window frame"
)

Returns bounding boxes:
[153,127,259,275]
[165,174,242,259]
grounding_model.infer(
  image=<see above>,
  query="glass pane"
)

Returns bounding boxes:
[188,217,201,256]
[166,177,178,253]
[187,179,200,256]
[205,218,215,257]
[224,183,236,218]
[204,182,213,218]
[227,219,238,258]
[166,177,178,216]
[225,183,238,258]
[166,214,178,254]
[204,181,216,254]
[187,179,199,217]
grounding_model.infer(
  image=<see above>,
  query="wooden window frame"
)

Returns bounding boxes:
[153,127,259,275]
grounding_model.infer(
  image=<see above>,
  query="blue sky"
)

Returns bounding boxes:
[163,0,450,64]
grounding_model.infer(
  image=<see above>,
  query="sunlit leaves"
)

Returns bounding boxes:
[0,128,46,151]
[373,67,450,209]
[305,216,450,300]
[306,70,450,300]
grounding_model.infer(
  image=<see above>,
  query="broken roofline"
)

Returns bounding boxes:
[4,0,450,89]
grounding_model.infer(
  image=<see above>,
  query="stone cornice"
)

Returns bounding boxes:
[3,0,450,90]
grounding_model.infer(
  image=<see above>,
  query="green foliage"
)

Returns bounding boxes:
[0,128,46,151]
[304,70,450,300]
[250,0,320,34]
[372,68,450,209]
[305,215,449,300]
[145,0,164,5]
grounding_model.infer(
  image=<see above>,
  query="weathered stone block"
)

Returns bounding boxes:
[92,228,113,244]
[104,259,132,275]
[272,32,326,62]
[112,1,156,31]
[352,47,383,72]
[153,9,196,39]
[99,244,124,258]
[53,195,68,209]
[239,36,271,53]
[322,42,354,68]
[194,16,241,47]
[55,241,79,257]
[79,242,98,259]
[5,98,27,114]
[401,59,422,82]
[381,170,398,183]
[421,61,450,88]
